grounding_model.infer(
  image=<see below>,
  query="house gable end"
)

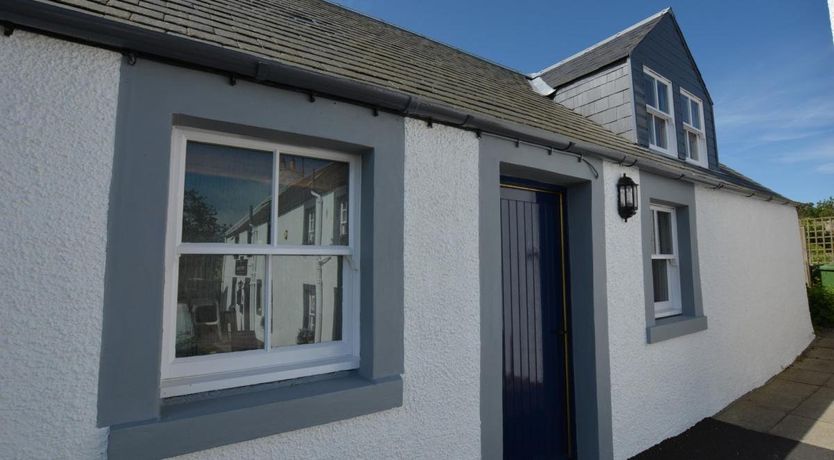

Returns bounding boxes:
[631,13,719,169]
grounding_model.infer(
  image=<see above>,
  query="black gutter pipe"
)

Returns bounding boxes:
[0,0,794,205]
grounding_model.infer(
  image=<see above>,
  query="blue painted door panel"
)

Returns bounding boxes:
[500,185,572,460]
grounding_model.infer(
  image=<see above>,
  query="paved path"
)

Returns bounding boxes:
[714,330,834,451]
[634,418,834,459]
[636,331,834,459]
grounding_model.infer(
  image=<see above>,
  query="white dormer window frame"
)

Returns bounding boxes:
[679,88,708,168]
[643,67,677,157]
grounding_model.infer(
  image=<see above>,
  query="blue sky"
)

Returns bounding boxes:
[330,0,834,203]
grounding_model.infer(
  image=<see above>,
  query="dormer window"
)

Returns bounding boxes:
[643,67,676,156]
[680,89,708,167]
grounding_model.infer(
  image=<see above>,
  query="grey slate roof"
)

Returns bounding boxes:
[533,9,667,89]
[716,163,781,197]
[20,0,788,202]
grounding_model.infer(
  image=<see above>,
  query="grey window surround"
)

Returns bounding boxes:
[110,373,402,460]
[99,57,405,458]
[479,137,614,460]
[639,172,706,344]
[647,315,708,343]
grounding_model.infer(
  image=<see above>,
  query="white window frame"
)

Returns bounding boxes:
[160,127,361,397]
[650,204,682,318]
[643,67,677,156]
[679,88,708,167]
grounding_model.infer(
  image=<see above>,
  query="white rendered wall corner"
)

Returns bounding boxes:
[173,118,482,459]
[603,161,814,459]
[0,31,121,458]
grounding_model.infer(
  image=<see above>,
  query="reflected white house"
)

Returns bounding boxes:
[176,157,348,357]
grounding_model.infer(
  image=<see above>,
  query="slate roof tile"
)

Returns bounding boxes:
[24,0,786,200]
[534,10,666,88]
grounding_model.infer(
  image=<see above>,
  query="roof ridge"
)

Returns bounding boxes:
[320,0,526,75]
[529,7,671,78]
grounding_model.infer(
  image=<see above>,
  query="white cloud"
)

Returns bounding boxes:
[829,0,834,45]
[816,162,834,173]
[715,88,834,148]
[775,139,834,164]
[713,48,834,149]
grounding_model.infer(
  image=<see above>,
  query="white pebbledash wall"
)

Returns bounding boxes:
[174,119,482,459]
[603,161,814,459]
[0,31,121,457]
[1,28,812,460]
[0,31,482,458]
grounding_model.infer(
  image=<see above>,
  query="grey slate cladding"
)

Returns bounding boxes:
[19,0,785,200]
[629,13,718,168]
[553,61,635,141]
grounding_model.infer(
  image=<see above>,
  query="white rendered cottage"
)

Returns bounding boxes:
[0,2,813,459]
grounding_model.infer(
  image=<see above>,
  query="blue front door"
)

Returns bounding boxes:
[500,184,573,459]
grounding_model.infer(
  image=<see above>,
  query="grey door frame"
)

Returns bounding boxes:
[479,136,613,460]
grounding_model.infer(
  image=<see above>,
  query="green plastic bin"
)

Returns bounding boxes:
[821,263,834,290]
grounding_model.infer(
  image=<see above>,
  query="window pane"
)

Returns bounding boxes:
[691,100,701,129]
[176,255,266,357]
[183,142,273,244]
[271,255,343,348]
[652,259,669,302]
[656,80,669,113]
[688,131,700,161]
[653,116,667,148]
[657,210,673,254]
[277,154,350,246]
[645,76,657,108]
[681,95,691,125]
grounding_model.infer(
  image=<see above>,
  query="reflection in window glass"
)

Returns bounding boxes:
[645,75,657,108]
[690,100,701,129]
[176,255,266,357]
[656,80,669,113]
[652,259,669,302]
[653,116,667,148]
[303,207,316,245]
[277,154,349,246]
[687,132,700,161]
[334,196,349,246]
[656,211,673,254]
[182,142,273,244]
[681,95,691,125]
[271,256,343,348]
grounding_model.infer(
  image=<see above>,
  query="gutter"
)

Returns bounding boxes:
[0,0,796,206]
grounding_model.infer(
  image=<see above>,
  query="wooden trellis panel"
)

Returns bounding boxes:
[801,217,834,267]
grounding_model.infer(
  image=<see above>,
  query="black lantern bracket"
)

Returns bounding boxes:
[617,174,639,222]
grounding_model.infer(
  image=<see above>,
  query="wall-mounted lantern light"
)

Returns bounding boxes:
[617,174,639,221]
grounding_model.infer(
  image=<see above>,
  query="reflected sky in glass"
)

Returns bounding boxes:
[183,142,273,243]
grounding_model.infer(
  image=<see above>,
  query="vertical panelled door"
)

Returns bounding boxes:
[500,184,573,460]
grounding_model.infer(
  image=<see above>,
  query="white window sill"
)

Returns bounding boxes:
[648,144,677,157]
[654,308,682,319]
[161,355,360,398]
[646,104,672,119]
[685,158,708,169]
